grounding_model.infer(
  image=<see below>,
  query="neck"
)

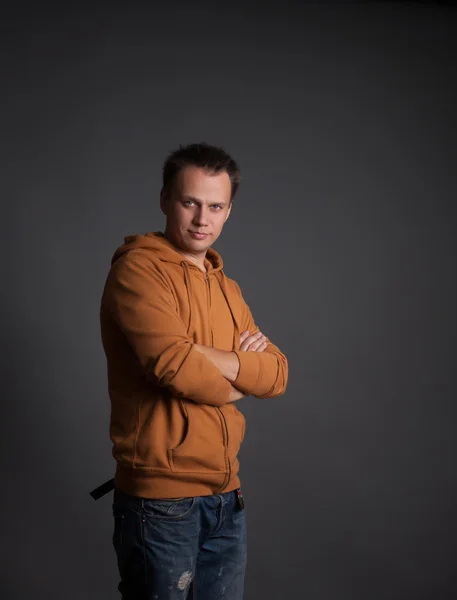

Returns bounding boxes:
[182,254,207,272]
[162,230,207,272]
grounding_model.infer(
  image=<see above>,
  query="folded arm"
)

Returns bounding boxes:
[196,282,288,398]
[193,346,241,382]
[103,253,237,406]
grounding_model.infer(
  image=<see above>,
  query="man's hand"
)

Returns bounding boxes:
[228,331,267,402]
[194,331,268,402]
[239,330,267,352]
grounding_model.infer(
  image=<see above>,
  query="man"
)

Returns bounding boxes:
[99,142,288,599]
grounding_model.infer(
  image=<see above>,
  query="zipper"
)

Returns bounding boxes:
[207,272,231,491]
[216,406,231,492]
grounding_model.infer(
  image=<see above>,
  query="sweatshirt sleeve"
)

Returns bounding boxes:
[103,253,233,407]
[231,282,288,398]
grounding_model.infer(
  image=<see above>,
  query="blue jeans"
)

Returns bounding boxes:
[112,487,247,599]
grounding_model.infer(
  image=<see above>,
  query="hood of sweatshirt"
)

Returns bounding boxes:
[111,230,223,272]
[110,231,241,347]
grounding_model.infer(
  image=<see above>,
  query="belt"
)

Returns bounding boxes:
[89,478,115,500]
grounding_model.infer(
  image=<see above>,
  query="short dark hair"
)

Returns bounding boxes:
[162,142,241,202]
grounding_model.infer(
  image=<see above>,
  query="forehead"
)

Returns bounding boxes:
[175,166,231,201]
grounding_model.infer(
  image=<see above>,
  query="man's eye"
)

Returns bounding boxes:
[184,201,222,209]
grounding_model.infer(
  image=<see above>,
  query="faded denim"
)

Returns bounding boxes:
[112,487,247,599]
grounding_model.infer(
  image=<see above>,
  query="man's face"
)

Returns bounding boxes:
[160,166,233,260]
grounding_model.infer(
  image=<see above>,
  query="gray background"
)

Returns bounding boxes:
[2,2,456,599]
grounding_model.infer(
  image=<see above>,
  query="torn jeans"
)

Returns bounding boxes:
[112,487,247,599]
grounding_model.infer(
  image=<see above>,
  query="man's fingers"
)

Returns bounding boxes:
[239,331,267,352]
[249,338,267,352]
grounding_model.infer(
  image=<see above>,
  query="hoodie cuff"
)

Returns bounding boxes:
[232,350,264,396]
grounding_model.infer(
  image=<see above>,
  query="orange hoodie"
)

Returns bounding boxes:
[100,231,288,498]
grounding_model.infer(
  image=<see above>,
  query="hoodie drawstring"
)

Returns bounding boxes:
[218,271,241,351]
[181,261,195,338]
[181,261,241,350]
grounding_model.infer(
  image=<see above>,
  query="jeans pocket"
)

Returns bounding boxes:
[143,497,196,520]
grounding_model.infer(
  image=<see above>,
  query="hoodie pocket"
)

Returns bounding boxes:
[168,402,227,473]
[223,403,246,464]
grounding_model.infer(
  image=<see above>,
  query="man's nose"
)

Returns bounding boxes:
[193,208,209,225]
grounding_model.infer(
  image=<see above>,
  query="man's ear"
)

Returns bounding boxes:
[224,201,233,223]
[160,188,168,215]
